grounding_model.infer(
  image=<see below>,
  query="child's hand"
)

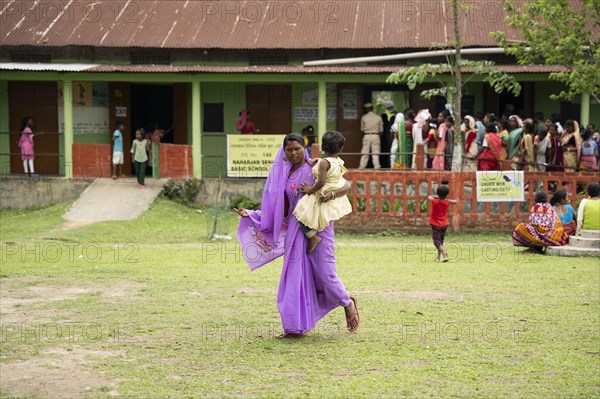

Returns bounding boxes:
[308,158,319,166]
[300,182,313,194]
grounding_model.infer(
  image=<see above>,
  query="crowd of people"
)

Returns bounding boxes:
[367,108,599,173]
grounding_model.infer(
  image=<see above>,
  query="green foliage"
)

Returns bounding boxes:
[492,0,600,102]
[231,194,261,210]
[386,60,522,100]
[160,178,203,207]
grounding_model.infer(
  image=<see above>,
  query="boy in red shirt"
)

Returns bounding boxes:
[428,185,457,262]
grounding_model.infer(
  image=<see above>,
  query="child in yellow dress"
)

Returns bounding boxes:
[294,131,353,253]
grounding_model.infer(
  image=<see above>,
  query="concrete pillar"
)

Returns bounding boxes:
[63,80,73,178]
[192,79,201,178]
[580,92,590,127]
[317,79,327,146]
[0,80,9,174]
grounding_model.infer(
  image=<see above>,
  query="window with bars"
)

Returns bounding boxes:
[10,52,52,63]
[130,53,171,65]
[248,53,288,66]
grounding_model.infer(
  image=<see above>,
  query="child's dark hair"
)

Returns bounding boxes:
[588,183,600,198]
[534,191,548,204]
[322,131,346,154]
[436,185,450,199]
[116,120,124,129]
[485,123,496,133]
[136,128,145,136]
[20,116,32,131]
[549,189,567,206]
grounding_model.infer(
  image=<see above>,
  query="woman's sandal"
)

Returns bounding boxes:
[346,296,360,333]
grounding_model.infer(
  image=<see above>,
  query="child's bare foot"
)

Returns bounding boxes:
[307,234,321,254]
[442,249,449,262]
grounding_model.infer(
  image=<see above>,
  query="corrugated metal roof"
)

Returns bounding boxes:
[0,63,568,74]
[0,0,537,49]
[0,62,99,71]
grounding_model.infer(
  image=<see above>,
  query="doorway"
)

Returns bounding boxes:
[131,85,174,175]
[246,84,291,134]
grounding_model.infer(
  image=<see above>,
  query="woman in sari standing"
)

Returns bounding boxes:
[520,120,536,172]
[496,120,510,170]
[236,133,360,338]
[432,110,450,171]
[561,120,581,172]
[477,123,502,170]
[533,128,549,172]
[545,122,564,171]
[512,191,569,253]
[462,115,478,172]
[507,115,524,170]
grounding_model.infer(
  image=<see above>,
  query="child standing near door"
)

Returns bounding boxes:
[130,128,149,189]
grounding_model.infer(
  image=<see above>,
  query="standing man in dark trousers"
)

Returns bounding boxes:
[359,103,383,169]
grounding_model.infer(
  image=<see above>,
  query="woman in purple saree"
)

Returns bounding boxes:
[236,133,359,338]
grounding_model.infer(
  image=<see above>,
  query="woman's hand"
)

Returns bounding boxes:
[234,208,249,218]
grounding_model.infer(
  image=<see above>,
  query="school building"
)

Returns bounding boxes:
[1,0,598,179]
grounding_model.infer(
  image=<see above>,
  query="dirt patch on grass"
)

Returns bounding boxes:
[0,346,121,398]
[0,277,146,323]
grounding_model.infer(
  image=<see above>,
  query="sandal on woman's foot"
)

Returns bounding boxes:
[346,296,360,333]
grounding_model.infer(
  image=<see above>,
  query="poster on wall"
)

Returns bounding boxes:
[293,107,336,122]
[57,82,110,134]
[227,134,286,177]
[476,171,525,202]
[342,89,357,120]
[301,84,337,105]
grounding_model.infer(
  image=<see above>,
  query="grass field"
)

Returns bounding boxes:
[1,199,599,398]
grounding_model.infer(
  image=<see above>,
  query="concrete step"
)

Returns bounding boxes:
[569,236,600,249]
[581,230,600,239]
[546,245,600,257]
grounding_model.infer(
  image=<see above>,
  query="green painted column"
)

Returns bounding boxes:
[0,80,9,174]
[192,79,202,178]
[63,80,73,178]
[580,92,590,127]
[317,79,327,145]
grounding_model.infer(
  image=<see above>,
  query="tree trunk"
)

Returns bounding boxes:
[452,0,463,171]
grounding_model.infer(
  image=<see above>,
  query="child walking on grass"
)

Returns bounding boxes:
[428,185,457,262]
[293,131,353,253]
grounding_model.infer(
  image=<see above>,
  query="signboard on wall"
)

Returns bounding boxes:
[476,171,525,202]
[58,82,109,134]
[293,107,336,122]
[227,134,286,177]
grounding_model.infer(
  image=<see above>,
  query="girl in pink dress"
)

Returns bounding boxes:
[18,116,38,175]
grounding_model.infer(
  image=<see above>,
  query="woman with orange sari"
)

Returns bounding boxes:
[512,191,569,253]
[497,120,510,170]
[462,115,478,171]
[477,123,502,170]
[432,110,450,171]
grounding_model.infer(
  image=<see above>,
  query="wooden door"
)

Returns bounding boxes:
[9,82,59,174]
[337,84,363,168]
[173,84,189,144]
[246,84,291,134]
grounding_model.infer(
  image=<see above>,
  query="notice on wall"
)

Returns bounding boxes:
[227,134,286,177]
[58,82,109,134]
[301,84,337,105]
[58,106,110,135]
[293,107,336,122]
[476,171,525,202]
[115,106,127,117]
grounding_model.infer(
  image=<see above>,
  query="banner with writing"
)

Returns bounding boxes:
[227,134,286,177]
[476,171,525,202]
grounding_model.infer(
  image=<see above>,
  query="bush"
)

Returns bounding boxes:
[161,178,203,207]
[231,195,261,210]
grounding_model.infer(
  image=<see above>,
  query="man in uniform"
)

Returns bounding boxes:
[359,102,383,169]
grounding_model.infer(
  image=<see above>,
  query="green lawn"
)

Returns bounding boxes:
[1,199,598,398]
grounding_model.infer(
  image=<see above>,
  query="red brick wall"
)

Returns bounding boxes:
[72,144,112,179]
[159,144,193,179]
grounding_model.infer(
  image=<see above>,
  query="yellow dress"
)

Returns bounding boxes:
[293,157,353,232]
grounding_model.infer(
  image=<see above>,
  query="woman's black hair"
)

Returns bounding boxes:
[523,120,534,134]
[405,109,416,120]
[322,131,346,154]
[581,128,592,141]
[549,189,567,206]
[588,183,600,198]
[534,191,548,204]
[564,119,575,130]
[283,133,305,148]
[501,120,510,131]
[20,116,32,131]
[436,185,450,199]
[485,123,497,133]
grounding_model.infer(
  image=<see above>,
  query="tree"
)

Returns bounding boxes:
[386,0,522,151]
[492,0,600,103]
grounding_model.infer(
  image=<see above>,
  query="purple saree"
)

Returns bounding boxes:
[237,146,351,334]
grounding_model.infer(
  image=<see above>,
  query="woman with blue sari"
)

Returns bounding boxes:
[236,133,360,338]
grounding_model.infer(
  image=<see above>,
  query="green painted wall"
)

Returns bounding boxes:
[290,82,336,134]
[73,134,109,144]
[0,80,9,174]
[534,82,562,117]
